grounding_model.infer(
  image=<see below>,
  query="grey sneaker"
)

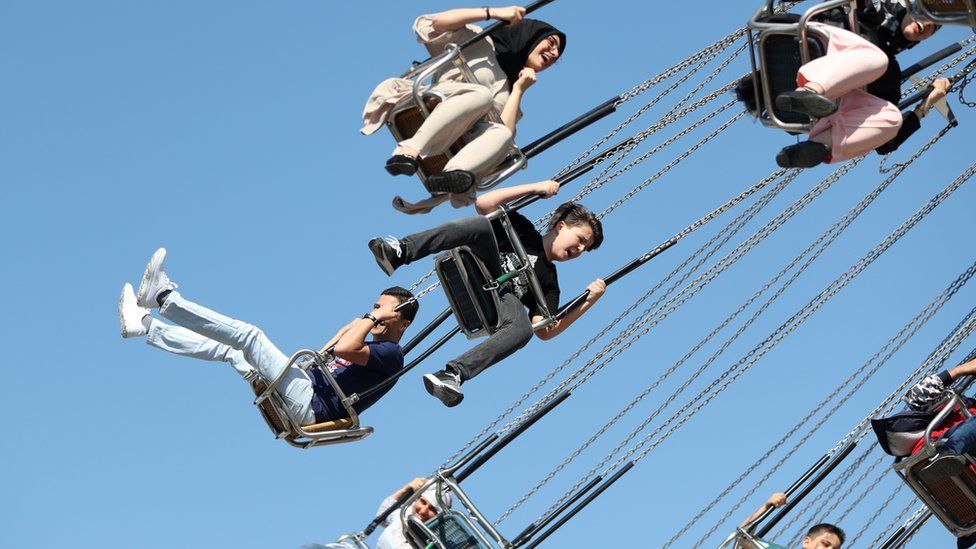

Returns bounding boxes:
[423,367,464,407]
[368,236,404,276]
[918,452,968,483]
[136,248,177,308]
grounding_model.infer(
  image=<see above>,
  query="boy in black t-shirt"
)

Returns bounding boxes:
[368,180,605,407]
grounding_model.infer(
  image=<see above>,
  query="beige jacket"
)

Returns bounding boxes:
[361,15,511,135]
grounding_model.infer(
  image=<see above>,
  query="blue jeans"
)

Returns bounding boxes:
[146,291,317,425]
[940,417,976,456]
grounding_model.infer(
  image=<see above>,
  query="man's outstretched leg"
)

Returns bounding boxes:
[134,248,316,424]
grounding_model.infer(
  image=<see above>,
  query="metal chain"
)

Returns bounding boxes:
[834,456,891,524]
[847,483,907,547]
[440,169,794,468]
[887,506,930,549]
[676,254,974,547]
[533,160,976,529]
[865,497,918,549]
[532,129,945,530]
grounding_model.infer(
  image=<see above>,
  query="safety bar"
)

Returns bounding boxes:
[757,440,858,537]
[400,476,508,549]
[404,308,454,355]
[909,0,976,32]
[478,152,528,192]
[923,390,974,454]
[401,0,558,79]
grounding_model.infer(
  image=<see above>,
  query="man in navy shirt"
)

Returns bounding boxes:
[118,248,417,425]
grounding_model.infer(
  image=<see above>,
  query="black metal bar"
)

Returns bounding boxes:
[455,390,572,482]
[521,96,622,159]
[757,440,858,537]
[878,510,931,549]
[554,237,679,321]
[403,308,453,355]
[512,475,603,547]
[900,41,964,83]
[363,487,416,536]
[748,453,833,528]
[353,326,461,403]
[523,461,636,549]
[454,0,558,53]
[899,57,976,110]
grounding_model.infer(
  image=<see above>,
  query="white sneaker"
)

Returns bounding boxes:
[119,283,151,338]
[136,248,177,309]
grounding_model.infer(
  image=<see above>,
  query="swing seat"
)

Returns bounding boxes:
[435,246,502,339]
[894,390,976,537]
[387,43,527,193]
[911,0,976,32]
[407,512,488,549]
[746,0,854,133]
[249,350,373,449]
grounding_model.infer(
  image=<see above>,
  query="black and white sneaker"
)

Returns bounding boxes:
[423,368,464,407]
[368,236,404,276]
[775,90,838,119]
[776,141,829,169]
[918,452,968,483]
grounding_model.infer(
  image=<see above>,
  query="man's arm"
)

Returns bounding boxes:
[904,357,976,411]
[735,493,787,549]
[475,180,558,215]
[533,279,605,341]
[333,300,401,366]
[429,6,525,32]
[320,320,357,355]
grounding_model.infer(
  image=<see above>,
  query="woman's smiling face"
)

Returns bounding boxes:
[524,34,562,71]
[902,15,939,42]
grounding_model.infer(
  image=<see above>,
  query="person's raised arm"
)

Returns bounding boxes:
[429,5,525,32]
[333,300,401,365]
[949,357,976,380]
[320,320,357,355]
[476,179,558,215]
[533,279,605,341]
[735,493,787,549]
[391,477,427,500]
[500,68,537,133]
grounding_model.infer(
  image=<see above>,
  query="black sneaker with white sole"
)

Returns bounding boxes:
[423,368,464,407]
[918,452,968,483]
[368,236,404,276]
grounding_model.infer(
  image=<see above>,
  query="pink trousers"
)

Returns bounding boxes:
[798,23,903,163]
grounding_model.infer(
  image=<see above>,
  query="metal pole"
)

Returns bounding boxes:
[454,0,558,52]
[900,41,965,83]
[757,440,859,537]
[363,487,416,536]
[512,475,604,547]
[899,57,976,110]
[521,96,622,159]
[403,308,453,355]
[455,390,572,482]
[878,510,932,549]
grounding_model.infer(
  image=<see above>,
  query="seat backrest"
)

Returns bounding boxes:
[413,513,485,549]
[762,33,828,124]
[249,377,293,439]
[389,94,461,178]
[436,249,500,337]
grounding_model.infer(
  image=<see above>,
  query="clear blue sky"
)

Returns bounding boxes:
[4,1,976,547]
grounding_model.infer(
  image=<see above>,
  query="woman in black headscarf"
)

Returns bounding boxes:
[361,6,566,213]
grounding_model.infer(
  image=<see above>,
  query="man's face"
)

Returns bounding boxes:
[369,294,409,340]
[411,497,437,522]
[801,532,842,549]
[549,221,595,262]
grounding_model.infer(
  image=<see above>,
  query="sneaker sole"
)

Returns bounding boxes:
[119,284,146,339]
[368,239,396,276]
[424,171,475,195]
[423,374,464,407]
[774,94,838,119]
[776,144,828,169]
[136,248,166,308]
[385,160,418,177]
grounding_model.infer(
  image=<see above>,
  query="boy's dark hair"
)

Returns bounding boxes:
[548,202,604,251]
[806,523,845,545]
[381,286,418,322]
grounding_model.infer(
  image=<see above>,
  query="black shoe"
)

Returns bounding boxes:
[424,170,476,194]
[776,141,829,168]
[368,236,404,276]
[423,367,464,407]
[775,90,838,118]
[385,154,419,176]
[918,452,968,483]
